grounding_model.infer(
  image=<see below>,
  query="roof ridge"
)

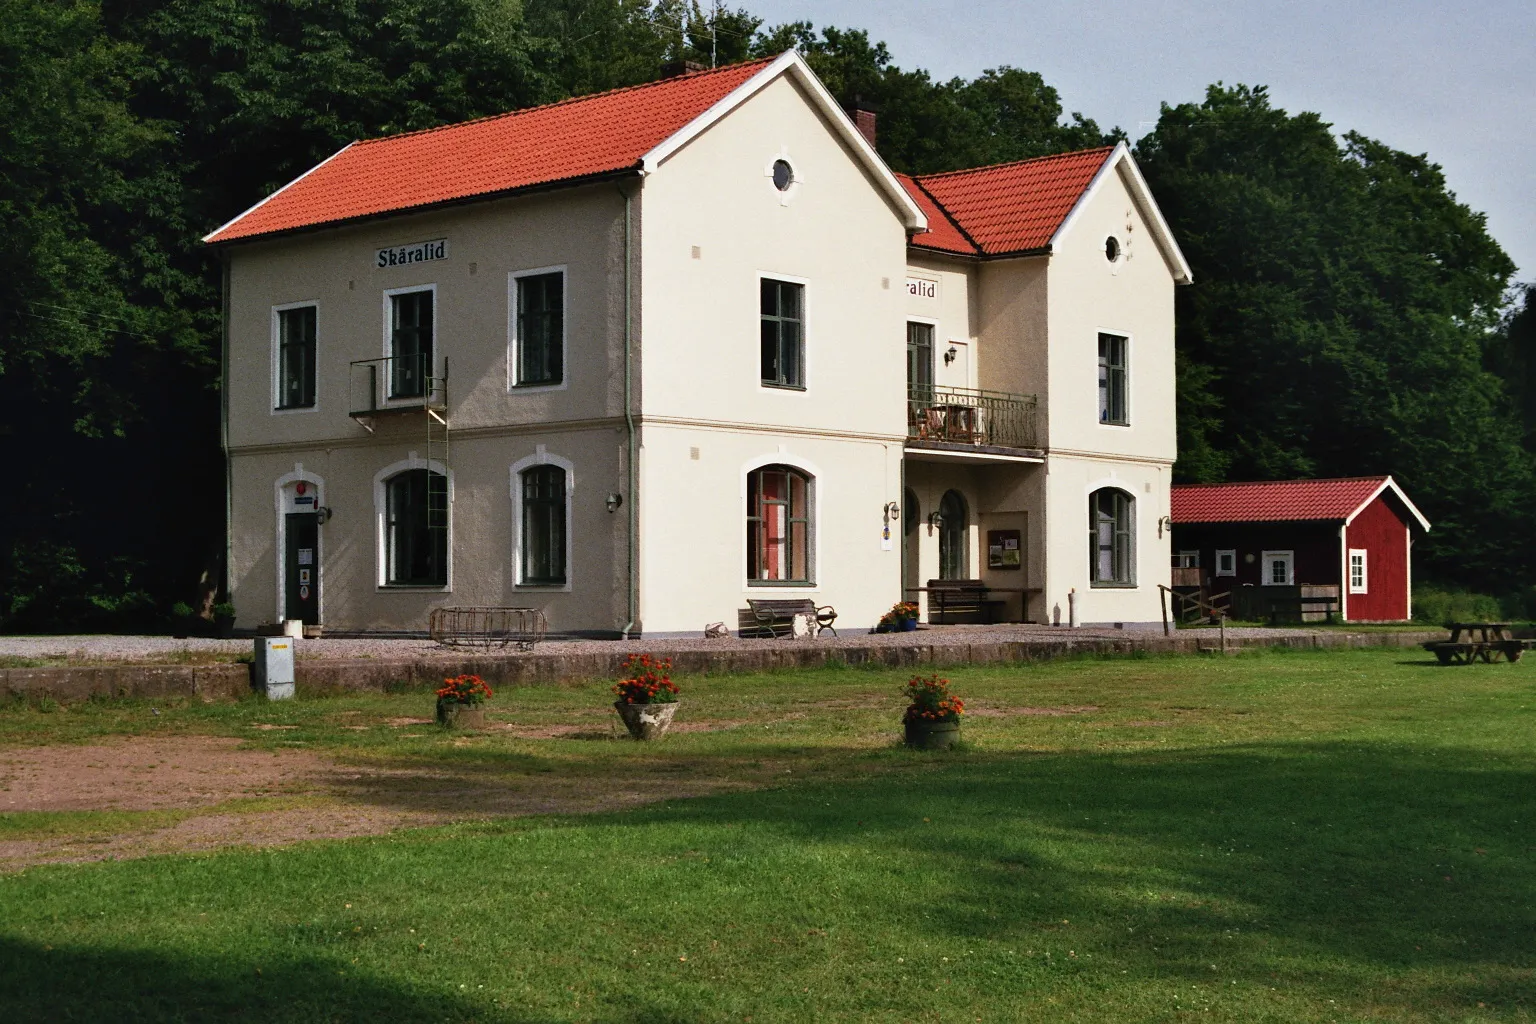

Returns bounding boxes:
[1173,475,1390,488]
[914,145,1115,183]
[352,56,777,148]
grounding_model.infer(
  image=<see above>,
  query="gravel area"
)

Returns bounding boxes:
[0,624,1437,665]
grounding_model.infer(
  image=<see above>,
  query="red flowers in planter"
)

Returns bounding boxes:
[613,654,679,705]
[436,674,492,706]
[903,673,965,722]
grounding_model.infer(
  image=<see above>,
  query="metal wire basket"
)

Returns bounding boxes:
[429,606,548,651]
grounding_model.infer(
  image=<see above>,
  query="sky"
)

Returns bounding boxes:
[746,0,1536,287]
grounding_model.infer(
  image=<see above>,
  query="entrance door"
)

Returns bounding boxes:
[938,489,968,579]
[284,512,320,624]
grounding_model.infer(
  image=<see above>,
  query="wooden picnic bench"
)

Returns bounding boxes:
[1422,622,1531,664]
[746,598,838,639]
[920,579,1008,625]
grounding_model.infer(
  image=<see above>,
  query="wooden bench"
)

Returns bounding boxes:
[1266,595,1339,625]
[926,579,1005,625]
[746,598,838,639]
[1422,622,1532,664]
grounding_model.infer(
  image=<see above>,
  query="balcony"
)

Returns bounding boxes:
[348,355,447,420]
[906,385,1041,460]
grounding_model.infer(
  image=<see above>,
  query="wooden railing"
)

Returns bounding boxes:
[906,386,1039,450]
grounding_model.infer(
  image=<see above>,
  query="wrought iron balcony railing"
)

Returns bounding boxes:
[348,355,447,418]
[907,385,1040,450]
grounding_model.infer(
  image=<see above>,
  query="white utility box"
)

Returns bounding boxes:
[253,637,296,700]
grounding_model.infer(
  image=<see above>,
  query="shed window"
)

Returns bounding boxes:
[747,465,812,584]
[1089,488,1135,586]
[1215,549,1236,577]
[1098,332,1128,425]
[1173,550,1199,568]
[277,306,316,409]
[520,465,567,585]
[514,272,563,387]
[385,469,447,586]
[1348,548,1368,594]
[760,279,804,389]
[1261,550,1294,586]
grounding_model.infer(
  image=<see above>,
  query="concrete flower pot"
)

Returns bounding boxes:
[437,701,487,730]
[614,700,679,741]
[904,716,960,749]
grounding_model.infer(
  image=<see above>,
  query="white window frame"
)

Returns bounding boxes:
[507,265,569,393]
[1087,484,1137,588]
[1348,548,1368,594]
[372,455,453,591]
[1261,550,1294,587]
[271,299,320,415]
[1174,550,1199,568]
[510,448,574,592]
[1215,549,1237,577]
[1096,328,1131,428]
[741,452,822,592]
[381,282,439,408]
[757,271,810,394]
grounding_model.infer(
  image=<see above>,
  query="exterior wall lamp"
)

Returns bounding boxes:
[606,492,624,513]
[943,345,958,366]
[316,506,334,525]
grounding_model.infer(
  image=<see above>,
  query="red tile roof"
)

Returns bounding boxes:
[1171,477,1393,524]
[206,59,774,243]
[897,173,977,255]
[905,147,1114,256]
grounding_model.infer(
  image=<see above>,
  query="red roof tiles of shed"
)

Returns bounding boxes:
[204,58,773,243]
[1171,477,1394,524]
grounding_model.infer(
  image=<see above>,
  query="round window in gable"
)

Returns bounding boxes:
[772,159,795,192]
[1105,235,1121,262]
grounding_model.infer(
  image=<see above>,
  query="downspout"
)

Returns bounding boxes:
[620,185,638,639]
[220,250,233,603]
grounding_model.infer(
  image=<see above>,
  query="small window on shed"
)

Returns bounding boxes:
[1348,549,1368,594]
[1215,549,1236,577]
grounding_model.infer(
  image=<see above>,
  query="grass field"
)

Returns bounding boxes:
[0,648,1532,1022]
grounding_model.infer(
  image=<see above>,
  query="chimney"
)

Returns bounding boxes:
[660,59,706,79]
[848,96,878,149]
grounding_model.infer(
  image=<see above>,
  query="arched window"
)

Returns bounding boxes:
[1089,487,1135,586]
[938,489,968,580]
[747,465,813,584]
[385,469,447,586]
[520,464,568,585]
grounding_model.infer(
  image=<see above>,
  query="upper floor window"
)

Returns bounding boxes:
[519,464,568,585]
[747,464,812,584]
[384,468,447,586]
[1089,487,1135,586]
[276,305,316,409]
[389,289,433,399]
[514,271,564,387]
[760,279,804,389]
[1098,332,1128,425]
[906,321,934,393]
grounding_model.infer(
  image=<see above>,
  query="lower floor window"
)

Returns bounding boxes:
[1089,488,1135,586]
[385,469,447,585]
[1215,549,1236,576]
[748,465,812,583]
[1173,550,1199,568]
[1348,548,1368,593]
[520,465,567,585]
[1261,550,1294,586]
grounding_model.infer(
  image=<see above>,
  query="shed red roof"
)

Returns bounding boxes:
[904,148,1114,256]
[205,59,773,243]
[1171,477,1394,524]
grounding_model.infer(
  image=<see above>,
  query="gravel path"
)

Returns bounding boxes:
[0,624,1435,664]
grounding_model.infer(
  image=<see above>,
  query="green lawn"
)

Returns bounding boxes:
[0,648,1533,1022]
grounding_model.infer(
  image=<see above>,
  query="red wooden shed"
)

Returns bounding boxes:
[1169,476,1431,622]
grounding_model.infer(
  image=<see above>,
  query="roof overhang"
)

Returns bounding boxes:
[1048,141,1193,285]
[1345,475,1432,533]
[640,50,928,234]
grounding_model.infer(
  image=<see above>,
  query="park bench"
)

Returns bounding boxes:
[1422,622,1532,664]
[925,579,1006,625]
[746,598,838,639]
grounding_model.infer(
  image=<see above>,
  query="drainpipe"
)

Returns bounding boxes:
[620,185,639,639]
[220,250,233,602]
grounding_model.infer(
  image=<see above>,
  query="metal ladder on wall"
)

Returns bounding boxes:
[426,358,450,550]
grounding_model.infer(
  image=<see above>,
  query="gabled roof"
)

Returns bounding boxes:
[205,51,925,244]
[898,143,1193,282]
[1171,476,1430,532]
[897,173,977,255]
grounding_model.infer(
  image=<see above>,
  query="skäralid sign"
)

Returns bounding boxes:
[376,238,447,269]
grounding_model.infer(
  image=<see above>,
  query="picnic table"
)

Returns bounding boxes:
[1422,622,1532,664]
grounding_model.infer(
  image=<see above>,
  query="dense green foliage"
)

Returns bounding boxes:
[2,1,1530,627]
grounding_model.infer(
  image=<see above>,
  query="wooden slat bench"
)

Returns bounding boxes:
[1266,595,1339,625]
[1422,622,1532,664]
[745,598,838,639]
[926,579,1006,625]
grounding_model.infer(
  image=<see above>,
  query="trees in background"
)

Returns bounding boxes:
[2,2,1530,627]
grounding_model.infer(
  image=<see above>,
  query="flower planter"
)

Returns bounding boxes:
[904,716,961,750]
[898,618,918,632]
[437,701,487,730]
[614,700,679,741]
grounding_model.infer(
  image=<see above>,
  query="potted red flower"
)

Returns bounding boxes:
[612,654,680,740]
[436,673,492,729]
[902,673,965,749]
